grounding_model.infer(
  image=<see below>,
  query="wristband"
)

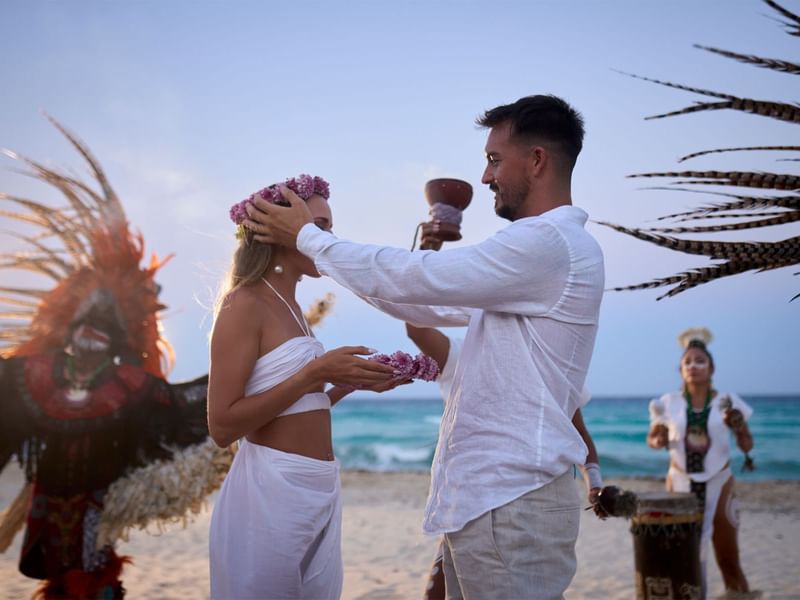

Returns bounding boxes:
[581,462,603,491]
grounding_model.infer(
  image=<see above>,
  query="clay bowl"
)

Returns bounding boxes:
[424,178,473,211]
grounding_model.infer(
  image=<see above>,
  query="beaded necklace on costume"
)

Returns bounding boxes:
[684,388,713,511]
[684,388,712,474]
[64,354,112,404]
[261,277,312,337]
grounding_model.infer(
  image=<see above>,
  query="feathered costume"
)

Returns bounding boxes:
[0,117,227,599]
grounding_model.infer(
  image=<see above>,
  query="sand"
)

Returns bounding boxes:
[1,466,798,599]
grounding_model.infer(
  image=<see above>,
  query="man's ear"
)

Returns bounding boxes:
[529,145,547,177]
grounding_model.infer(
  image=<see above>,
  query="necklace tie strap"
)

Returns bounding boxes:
[261,277,311,337]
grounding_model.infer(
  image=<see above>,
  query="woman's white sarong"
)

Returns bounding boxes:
[209,439,342,600]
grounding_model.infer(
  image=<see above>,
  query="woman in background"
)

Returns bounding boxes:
[647,328,754,594]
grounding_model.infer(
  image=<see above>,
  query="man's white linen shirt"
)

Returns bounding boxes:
[297,205,605,535]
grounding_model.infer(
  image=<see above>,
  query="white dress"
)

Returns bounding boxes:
[209,336,342,600]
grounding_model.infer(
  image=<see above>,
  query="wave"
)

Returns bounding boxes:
[330,396,800,478]
[335,442,436,471]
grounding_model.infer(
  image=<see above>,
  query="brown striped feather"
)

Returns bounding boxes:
[694,45,800,75]
[679,146,800,162]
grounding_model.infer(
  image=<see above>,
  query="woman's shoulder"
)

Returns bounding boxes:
[221,283,273,313]
[215,284,270,328]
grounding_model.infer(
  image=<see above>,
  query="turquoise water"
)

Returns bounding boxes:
[331,396,800,480]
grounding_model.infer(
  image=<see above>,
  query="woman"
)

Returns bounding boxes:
[647,328,754,594]
[207,175,398,599]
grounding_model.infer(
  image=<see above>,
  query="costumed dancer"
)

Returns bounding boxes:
[208,175,405,600]
[647,327,755,595]
[0,118,219,599]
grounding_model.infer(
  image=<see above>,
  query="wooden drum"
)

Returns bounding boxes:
[630,491,703,600]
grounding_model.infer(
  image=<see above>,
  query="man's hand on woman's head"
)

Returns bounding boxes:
[244,185,313,248]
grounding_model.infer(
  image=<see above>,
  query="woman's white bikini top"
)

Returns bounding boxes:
[244,278,331,417]
[244,336,330,416]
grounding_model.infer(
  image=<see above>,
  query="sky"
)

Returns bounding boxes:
[0,0,797,397]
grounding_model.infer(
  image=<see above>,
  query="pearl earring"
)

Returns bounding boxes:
[273,264,284,275]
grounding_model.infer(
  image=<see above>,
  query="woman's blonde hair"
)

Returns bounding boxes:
[213,229,274,321]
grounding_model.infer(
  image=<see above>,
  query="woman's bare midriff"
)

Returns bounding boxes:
[246,409,335,461]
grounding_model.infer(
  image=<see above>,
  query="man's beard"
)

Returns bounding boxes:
[491,180,528,222]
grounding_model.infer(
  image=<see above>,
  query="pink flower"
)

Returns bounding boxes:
[367,350,440,382]
[229,174,331,226]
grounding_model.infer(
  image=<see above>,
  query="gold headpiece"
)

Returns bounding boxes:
[677,327,713,349]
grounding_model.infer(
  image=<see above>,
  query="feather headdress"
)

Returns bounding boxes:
[677,327,713,350]
[0,116,173,376]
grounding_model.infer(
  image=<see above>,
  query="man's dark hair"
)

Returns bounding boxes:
[477,95,585,170]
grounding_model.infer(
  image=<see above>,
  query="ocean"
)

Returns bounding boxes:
[331,395,800,481]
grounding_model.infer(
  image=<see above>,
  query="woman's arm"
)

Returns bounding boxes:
[326,385,351,407]
[735,423,754,453]
[724,394,754,453]
[724,409,754,453]
[208,291,394,447]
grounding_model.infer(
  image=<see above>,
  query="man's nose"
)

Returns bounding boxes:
[480,167,493,184]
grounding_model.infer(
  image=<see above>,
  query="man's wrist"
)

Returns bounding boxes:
[296,222,330,259]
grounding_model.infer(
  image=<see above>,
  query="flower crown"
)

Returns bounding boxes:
[229,174,330,237]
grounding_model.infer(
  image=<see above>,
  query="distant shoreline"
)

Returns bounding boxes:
[342,393,800,402]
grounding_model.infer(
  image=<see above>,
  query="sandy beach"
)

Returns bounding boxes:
[1,466,798,599]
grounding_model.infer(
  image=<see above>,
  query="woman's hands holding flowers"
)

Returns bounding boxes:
[312,346,396,389]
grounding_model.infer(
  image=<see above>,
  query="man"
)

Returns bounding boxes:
[245,95,605,599]
[406,323,607,600]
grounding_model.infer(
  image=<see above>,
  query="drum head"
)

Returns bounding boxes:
[636,491,699,515]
